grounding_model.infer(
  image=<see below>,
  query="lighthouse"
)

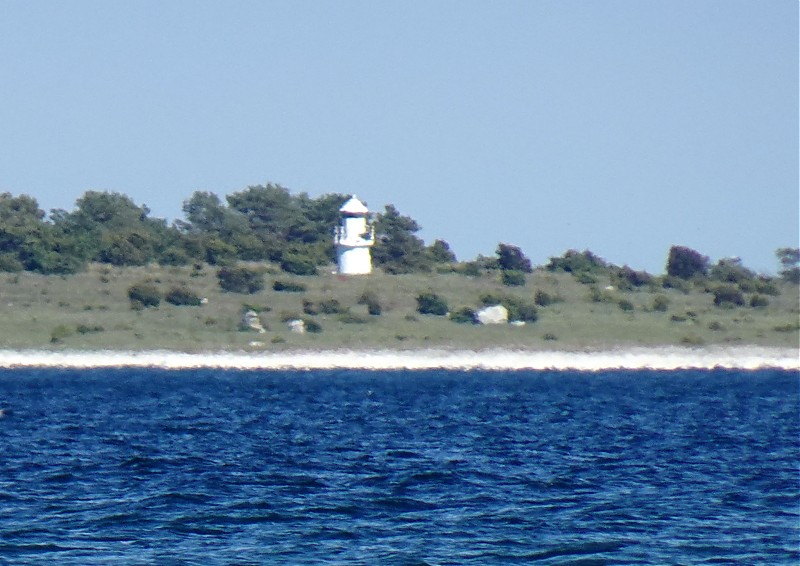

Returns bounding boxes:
[335,195,374,275]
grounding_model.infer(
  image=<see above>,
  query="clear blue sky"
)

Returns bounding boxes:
[1,1,797,274]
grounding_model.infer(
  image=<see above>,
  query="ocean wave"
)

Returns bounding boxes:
[0,346,797,370]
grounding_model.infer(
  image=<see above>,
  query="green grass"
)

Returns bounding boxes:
[0,263,797,352]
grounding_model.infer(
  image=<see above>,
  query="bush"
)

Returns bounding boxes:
[158,247,190,267]
[280,253,318,276]
[165,286,202,306]
[217,266,265,294]
[546,249,607,274]
[76,323,104,334]
[127,282,161,308]
[0,253,23,273]
[753,278,779,296]
[614,266,652,288]
[499,296,538,323]
[618,299,634,312]
[302,299,318,315]
[652,295,670,312]
[456,261,483,277]
[337,312,369,324]
[667,245,709,279]
[449,307,476,324]
[501,270,526,287]
[272,280,307,292]
[416,292,449,316]
[749,294,769,308]
[708,321,724,331]
[358,290,382,316]
[534,290,556,307]
[712,285,744,307]
[496,243,532,273]
[303,318,323,333]
[50,324,73,344]
[479,293,504,306]
[319,298,345,314]
[575,272,597,285]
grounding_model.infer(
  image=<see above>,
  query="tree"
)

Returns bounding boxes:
[428,239,457,263]
[776,247,800,284]
[546,249,607,273]
[372,204,431,274]
[496,243,532,273]
[666,245,709,279]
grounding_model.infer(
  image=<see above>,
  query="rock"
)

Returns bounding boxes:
[476,304,508,325]
[240,309,266,333]
[287,319,306,334]
[510,320,526,327]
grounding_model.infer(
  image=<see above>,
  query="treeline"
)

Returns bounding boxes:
[0,185,455,276]
[0,186,797,286]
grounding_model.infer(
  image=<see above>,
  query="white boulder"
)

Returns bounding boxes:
[476,304,508,325]
[240,310,266,333]
[287,319,306,334]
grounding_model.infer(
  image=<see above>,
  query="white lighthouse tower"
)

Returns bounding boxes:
[335,195,374,275]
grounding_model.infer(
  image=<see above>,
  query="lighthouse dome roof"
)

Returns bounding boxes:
[339,195,369,214]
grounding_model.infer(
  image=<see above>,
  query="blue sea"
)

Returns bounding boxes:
[0,368,797,564]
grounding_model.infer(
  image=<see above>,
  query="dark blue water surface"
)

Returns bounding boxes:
[0,368,797,564]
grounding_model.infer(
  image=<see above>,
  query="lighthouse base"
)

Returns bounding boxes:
[336,246,372,275]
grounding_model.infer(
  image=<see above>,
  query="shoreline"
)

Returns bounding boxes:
[0,346,797,371]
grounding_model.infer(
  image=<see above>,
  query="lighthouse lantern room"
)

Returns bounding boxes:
[335,195,374,275]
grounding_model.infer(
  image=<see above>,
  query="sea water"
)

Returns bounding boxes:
[0,368,796,564]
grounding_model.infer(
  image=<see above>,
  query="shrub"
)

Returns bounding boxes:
[712,285,744,307]
[496,243,532,273]
[127,282,161,308]
[358,290,382,316]
[681,334,705,346]
[534,290,555,307]
[50,324,73,344]
[165,286,202,306]
[319,298,345,314]
[753,278,780,296]
[456,261,483,277]
[280,253,318,276]
[661,276,691,293]
[708,321,724,331]
[273,280,307,292]
[302,299,318,315]
[618,299,634,312]
[652,295,670,312]
[546,249,607,274]
[666,245,709,279]
[76,323,104,334]
[158,247,190,267]
[217,266,264,294]
[501,270,526,287]
[614,266,652,289]
[303,318,323,333]
[0,253,23,273]
[337,312,369,324]
[449,307,477,324]
[500,296,538,323]
[749,294,769,308]
[479,293,503,306]
[416,292,449,316]
[575,272,597,285]
[543,333,558,341]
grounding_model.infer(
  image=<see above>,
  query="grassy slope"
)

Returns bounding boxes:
[0,263,797,352]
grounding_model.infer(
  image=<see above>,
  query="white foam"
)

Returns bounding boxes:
[0,347,797,371]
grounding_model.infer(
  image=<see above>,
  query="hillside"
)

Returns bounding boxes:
[0,263,797,352]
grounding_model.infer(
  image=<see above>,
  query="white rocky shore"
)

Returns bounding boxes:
[0,346,797,371]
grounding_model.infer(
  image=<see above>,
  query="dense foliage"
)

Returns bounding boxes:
[0,189,793,289]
